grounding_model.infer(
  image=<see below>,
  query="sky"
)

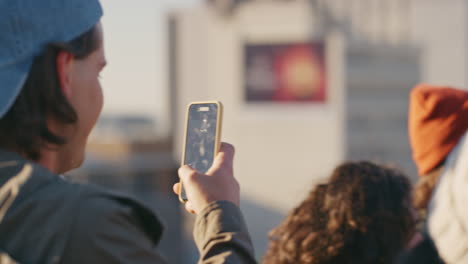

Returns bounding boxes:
[98,0,201,136]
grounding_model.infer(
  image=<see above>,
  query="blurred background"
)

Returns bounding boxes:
[69,0,468,262]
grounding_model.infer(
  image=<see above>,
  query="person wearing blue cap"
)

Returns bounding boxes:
[0,0,255,263]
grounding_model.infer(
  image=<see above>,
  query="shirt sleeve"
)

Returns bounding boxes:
[194,201,257,264]
[60,195,168,264]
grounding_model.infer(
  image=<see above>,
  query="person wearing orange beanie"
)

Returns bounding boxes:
[409,84,468,177]
[407,84,468,263]
[409,84,468,209]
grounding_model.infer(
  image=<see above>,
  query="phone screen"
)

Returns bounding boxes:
[180,103,220,202]
[184,103,219,173]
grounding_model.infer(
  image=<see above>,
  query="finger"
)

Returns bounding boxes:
[185,201,196,214]
[173,182,181,195]
[178,165,198,182]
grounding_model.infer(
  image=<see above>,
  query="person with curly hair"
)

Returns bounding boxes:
[263,161,416,264]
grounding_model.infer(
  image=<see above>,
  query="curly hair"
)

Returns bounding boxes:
[413,165,444,211]
[263,161,415,264]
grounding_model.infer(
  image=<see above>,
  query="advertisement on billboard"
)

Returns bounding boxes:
[245,42,327,103]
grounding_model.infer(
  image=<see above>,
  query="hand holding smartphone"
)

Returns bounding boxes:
[179,101,223,203]
[177,142,240,214]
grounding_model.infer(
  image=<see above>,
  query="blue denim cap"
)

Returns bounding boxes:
[0,0,103,118]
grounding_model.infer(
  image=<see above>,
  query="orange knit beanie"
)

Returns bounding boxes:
[409,84,468,176]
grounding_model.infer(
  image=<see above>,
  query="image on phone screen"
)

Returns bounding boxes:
[184,103,219,174]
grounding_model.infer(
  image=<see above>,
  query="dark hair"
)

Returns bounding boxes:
[0,26,100,160]
[263,161,415,264]
[413,161,445,211]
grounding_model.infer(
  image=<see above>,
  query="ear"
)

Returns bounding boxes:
[56,51,75,99]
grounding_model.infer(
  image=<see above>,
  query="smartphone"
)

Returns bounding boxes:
[179,101,223,203]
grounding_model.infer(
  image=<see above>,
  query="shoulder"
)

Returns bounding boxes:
[71,187,164,244]
[25,161,164,242]
[60,189,166,263]
[23,163,164,241]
